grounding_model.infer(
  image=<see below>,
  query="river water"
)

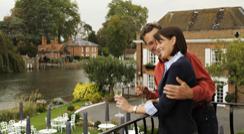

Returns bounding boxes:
[0,69,89,110]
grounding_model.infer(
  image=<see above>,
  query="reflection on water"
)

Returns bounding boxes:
[0,69,88,106]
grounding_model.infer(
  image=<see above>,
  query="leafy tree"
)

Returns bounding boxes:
[87,31,97,43]
[82,56,135,95]
[207,41,244,102]
[76,22,93,40]
[101,15,137,57]
[0,31,25,73]
[13,0,80,41]
[107,0,148,31]
[98,0,148,57]
[0,0,81,56]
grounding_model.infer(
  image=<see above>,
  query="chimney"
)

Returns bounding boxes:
[54,37,58,44]
[67,36,73,45]
[41,36,47,45]
[51,37,58,45]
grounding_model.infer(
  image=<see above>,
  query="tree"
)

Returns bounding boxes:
[87,31,97,43]
[0,0,81,56]
[13,0,80,41]
[0,31,25,73]
[207,41,244,102]
[82,56,135,95]
[97,0,148,57]
[76,22,93,40]
[101,15,137,57]
[107,0,148,30]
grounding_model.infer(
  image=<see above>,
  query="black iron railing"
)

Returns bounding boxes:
[212,102,244,134]
[101,114,154,134]
[100,102,244,134]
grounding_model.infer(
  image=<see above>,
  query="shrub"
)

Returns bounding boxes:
[67,104,75,112]
[144,62,155,69]
[18,89,43,102]
[94,120,101,128]
[0,101,37,121]
[104,93,114,102]
[73,83,102,103]
[0,109,18,121]
[225,92,235,102]
[36,104,46,113]
[52,98,65,105]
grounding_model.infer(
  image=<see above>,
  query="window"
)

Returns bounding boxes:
[205,48,226,66]
[216,81,224,103]
[148,75,155,90]
[147,51,157,64]
[86,47,89,52]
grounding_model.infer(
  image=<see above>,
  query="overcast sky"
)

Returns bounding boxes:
[0,0,244,32]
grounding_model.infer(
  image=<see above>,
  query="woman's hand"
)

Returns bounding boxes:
[151,98,159,103]
[114,95,134,113]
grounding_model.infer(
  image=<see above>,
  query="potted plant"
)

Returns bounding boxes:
[144,62,155,69]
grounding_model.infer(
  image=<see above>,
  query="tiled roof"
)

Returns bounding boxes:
[38,44,64,52]
[158,7,244,31]
[66,37,98,47]
[125,48,136,55]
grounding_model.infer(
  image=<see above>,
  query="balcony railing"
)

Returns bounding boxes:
[101,114,154,134]
[100,102,244,134]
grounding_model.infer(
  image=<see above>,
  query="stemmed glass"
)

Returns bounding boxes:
[137,76,146,105]
[114,83,124,117]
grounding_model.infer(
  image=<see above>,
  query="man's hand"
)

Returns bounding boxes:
[163,77,193,100]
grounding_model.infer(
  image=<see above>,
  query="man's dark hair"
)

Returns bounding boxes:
[154,26,187,55]
[140,23,162,42]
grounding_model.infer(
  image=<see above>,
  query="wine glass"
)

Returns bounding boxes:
[114,83,124,117]
[137,77,146,105]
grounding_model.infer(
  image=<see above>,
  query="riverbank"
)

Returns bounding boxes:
[0,101,18,111]
[0,95,74,111]
[0,68,89,111]
[39,62,82,70]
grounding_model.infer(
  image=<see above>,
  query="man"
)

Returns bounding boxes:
[136,23,218,134]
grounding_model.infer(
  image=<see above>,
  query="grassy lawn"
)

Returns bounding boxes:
[30,101,99,134]
[237,130,244,134]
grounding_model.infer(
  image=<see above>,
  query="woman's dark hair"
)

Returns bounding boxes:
[140,23,162,42]
[154,26,187,55]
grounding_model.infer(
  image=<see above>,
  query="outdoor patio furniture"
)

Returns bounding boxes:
[38,128,57,134]
[98,123,116,131]
[31,125,38,134]
[70,114,76,129]
[8,120,15,126]
[13,120,26,128]
[51,116,68,133]
[0,122,8,133]
[7,125,21,134]
[63,113,68,119]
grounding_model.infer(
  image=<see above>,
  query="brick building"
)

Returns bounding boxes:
[137,7,244,103]
[38,37,65,59]
[65,37,98,58]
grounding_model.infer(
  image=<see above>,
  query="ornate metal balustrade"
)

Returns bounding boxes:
[99,102,244,134]
[101,114,154,134]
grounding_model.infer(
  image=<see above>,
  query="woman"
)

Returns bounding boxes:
[115,26,198,134]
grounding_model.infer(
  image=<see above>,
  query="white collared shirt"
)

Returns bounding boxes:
[144,51,184,116]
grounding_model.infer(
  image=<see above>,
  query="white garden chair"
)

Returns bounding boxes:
[70,114,76,129]
[0,121,8,134]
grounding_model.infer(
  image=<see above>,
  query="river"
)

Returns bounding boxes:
[0,69,89,110]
